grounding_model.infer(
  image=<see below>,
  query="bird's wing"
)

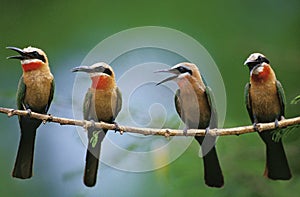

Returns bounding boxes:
[114,87,122,120]
[45,79,55,113]
[276,80,286,117]
[83,90,94,120]
[16,76,26,111]
[174,89,182,119]
[205,86,218,129]
[244,82,254,123]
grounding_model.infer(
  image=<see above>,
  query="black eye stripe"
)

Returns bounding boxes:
[103,68,112,76]
[257,56,270,64]
[28,51,46,63]
[176,66,192,75]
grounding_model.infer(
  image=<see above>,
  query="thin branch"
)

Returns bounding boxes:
[0,107,299,137]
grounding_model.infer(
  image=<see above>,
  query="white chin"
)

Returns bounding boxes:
[253,66,264,75]
[178,72,190,79]
[21,59,42,65]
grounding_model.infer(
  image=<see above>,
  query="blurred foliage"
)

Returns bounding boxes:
[291,95,300,104]
[0,0,300,197]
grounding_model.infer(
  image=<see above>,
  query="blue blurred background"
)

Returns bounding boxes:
[0,0,300,196]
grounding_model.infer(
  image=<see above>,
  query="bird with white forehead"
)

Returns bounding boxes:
[156,62,224,188]
[244,52,291,180]
[7,46,55,179]
[72,62,122,187]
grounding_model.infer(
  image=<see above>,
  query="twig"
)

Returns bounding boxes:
[0,107,299,137]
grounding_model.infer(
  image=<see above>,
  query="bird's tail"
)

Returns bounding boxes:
[259,131,292,180]
[12,126,37,179]
[195,136,224,188]
[84,129,106,187]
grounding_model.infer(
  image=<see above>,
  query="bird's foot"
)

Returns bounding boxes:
[253,122,260,132]
[183,126,188,136]
[113,121,122,135]
[205,127,210,135]
[26,109,32,118]
[7,109,15,117]
[88,120,96,130]
[274,119,279,129]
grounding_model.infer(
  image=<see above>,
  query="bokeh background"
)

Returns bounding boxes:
[0,0,299,196]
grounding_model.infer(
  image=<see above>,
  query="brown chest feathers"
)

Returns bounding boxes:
[90,88,119,122]
[250,77,281,122]
[23,69,53,110]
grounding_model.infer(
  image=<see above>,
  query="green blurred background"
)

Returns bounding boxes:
[0,0,299,196]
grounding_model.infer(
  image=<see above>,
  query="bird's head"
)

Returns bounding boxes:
[7,46,49,72]
[155,62,202,86]
[244,53,270,75]
[72,62,116,90]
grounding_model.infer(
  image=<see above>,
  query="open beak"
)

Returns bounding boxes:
[155,68,180,86]
[6,46,27,60]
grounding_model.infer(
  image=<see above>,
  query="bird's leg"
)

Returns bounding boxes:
[113,121,122,134]
[183,126,188,136]
[22,103,32,118]
[274,118,279,129]
[205,127,210,135]
[88,120,96,131]
[253,115,259,132]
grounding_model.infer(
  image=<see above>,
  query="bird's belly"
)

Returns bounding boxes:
[180,95,211,129]
[94,91,116,122]
[24,74,53,111]
[250,84,281,122]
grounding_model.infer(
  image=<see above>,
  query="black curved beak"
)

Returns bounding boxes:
[155,68,180,86]
[6,46,27,60]
[71,65,106,73]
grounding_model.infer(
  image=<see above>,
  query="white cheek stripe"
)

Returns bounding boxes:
[21,59,43,65]
[178,72,190,79]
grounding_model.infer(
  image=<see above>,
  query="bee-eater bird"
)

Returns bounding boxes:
[156,62,224,188]
[244,53,291,180]
[72,62,122,187]
[7,46,55,179]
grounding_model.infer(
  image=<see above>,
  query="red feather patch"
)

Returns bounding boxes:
[22,62,42,72]
[251,65,271,82]
[91,75,110,90]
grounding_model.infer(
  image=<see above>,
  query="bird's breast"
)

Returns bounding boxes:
[250,81,281,122]
[179,88,211,128]
[92,88,118,122]
[23,70,53,110]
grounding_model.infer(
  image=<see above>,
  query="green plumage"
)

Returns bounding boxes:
[245,80,291,180]
[83,87,122,187]
[13,76,54,179]
[175,85,224,188]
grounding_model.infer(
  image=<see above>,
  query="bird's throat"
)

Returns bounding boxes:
[91,75,112,90]
[22,62,43,72]
[251,65,271,82]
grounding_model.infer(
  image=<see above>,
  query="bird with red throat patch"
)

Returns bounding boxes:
[244,52,291,180]
[7,46,55,179]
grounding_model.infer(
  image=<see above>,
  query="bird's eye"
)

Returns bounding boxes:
[177,66,185,73]
[257,56,262,61]
[32,51,40,57]
[103,68,112,76]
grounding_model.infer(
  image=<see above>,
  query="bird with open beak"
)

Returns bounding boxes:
[156,62,224,188]
[72,62,122,187]
[7,46,55,179]
[244,53,291,180]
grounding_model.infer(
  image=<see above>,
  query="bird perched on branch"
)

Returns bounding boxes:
[7,46,55,179]
[244,53,291,180]
[156,62,224,188]
[72,62,122,187]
